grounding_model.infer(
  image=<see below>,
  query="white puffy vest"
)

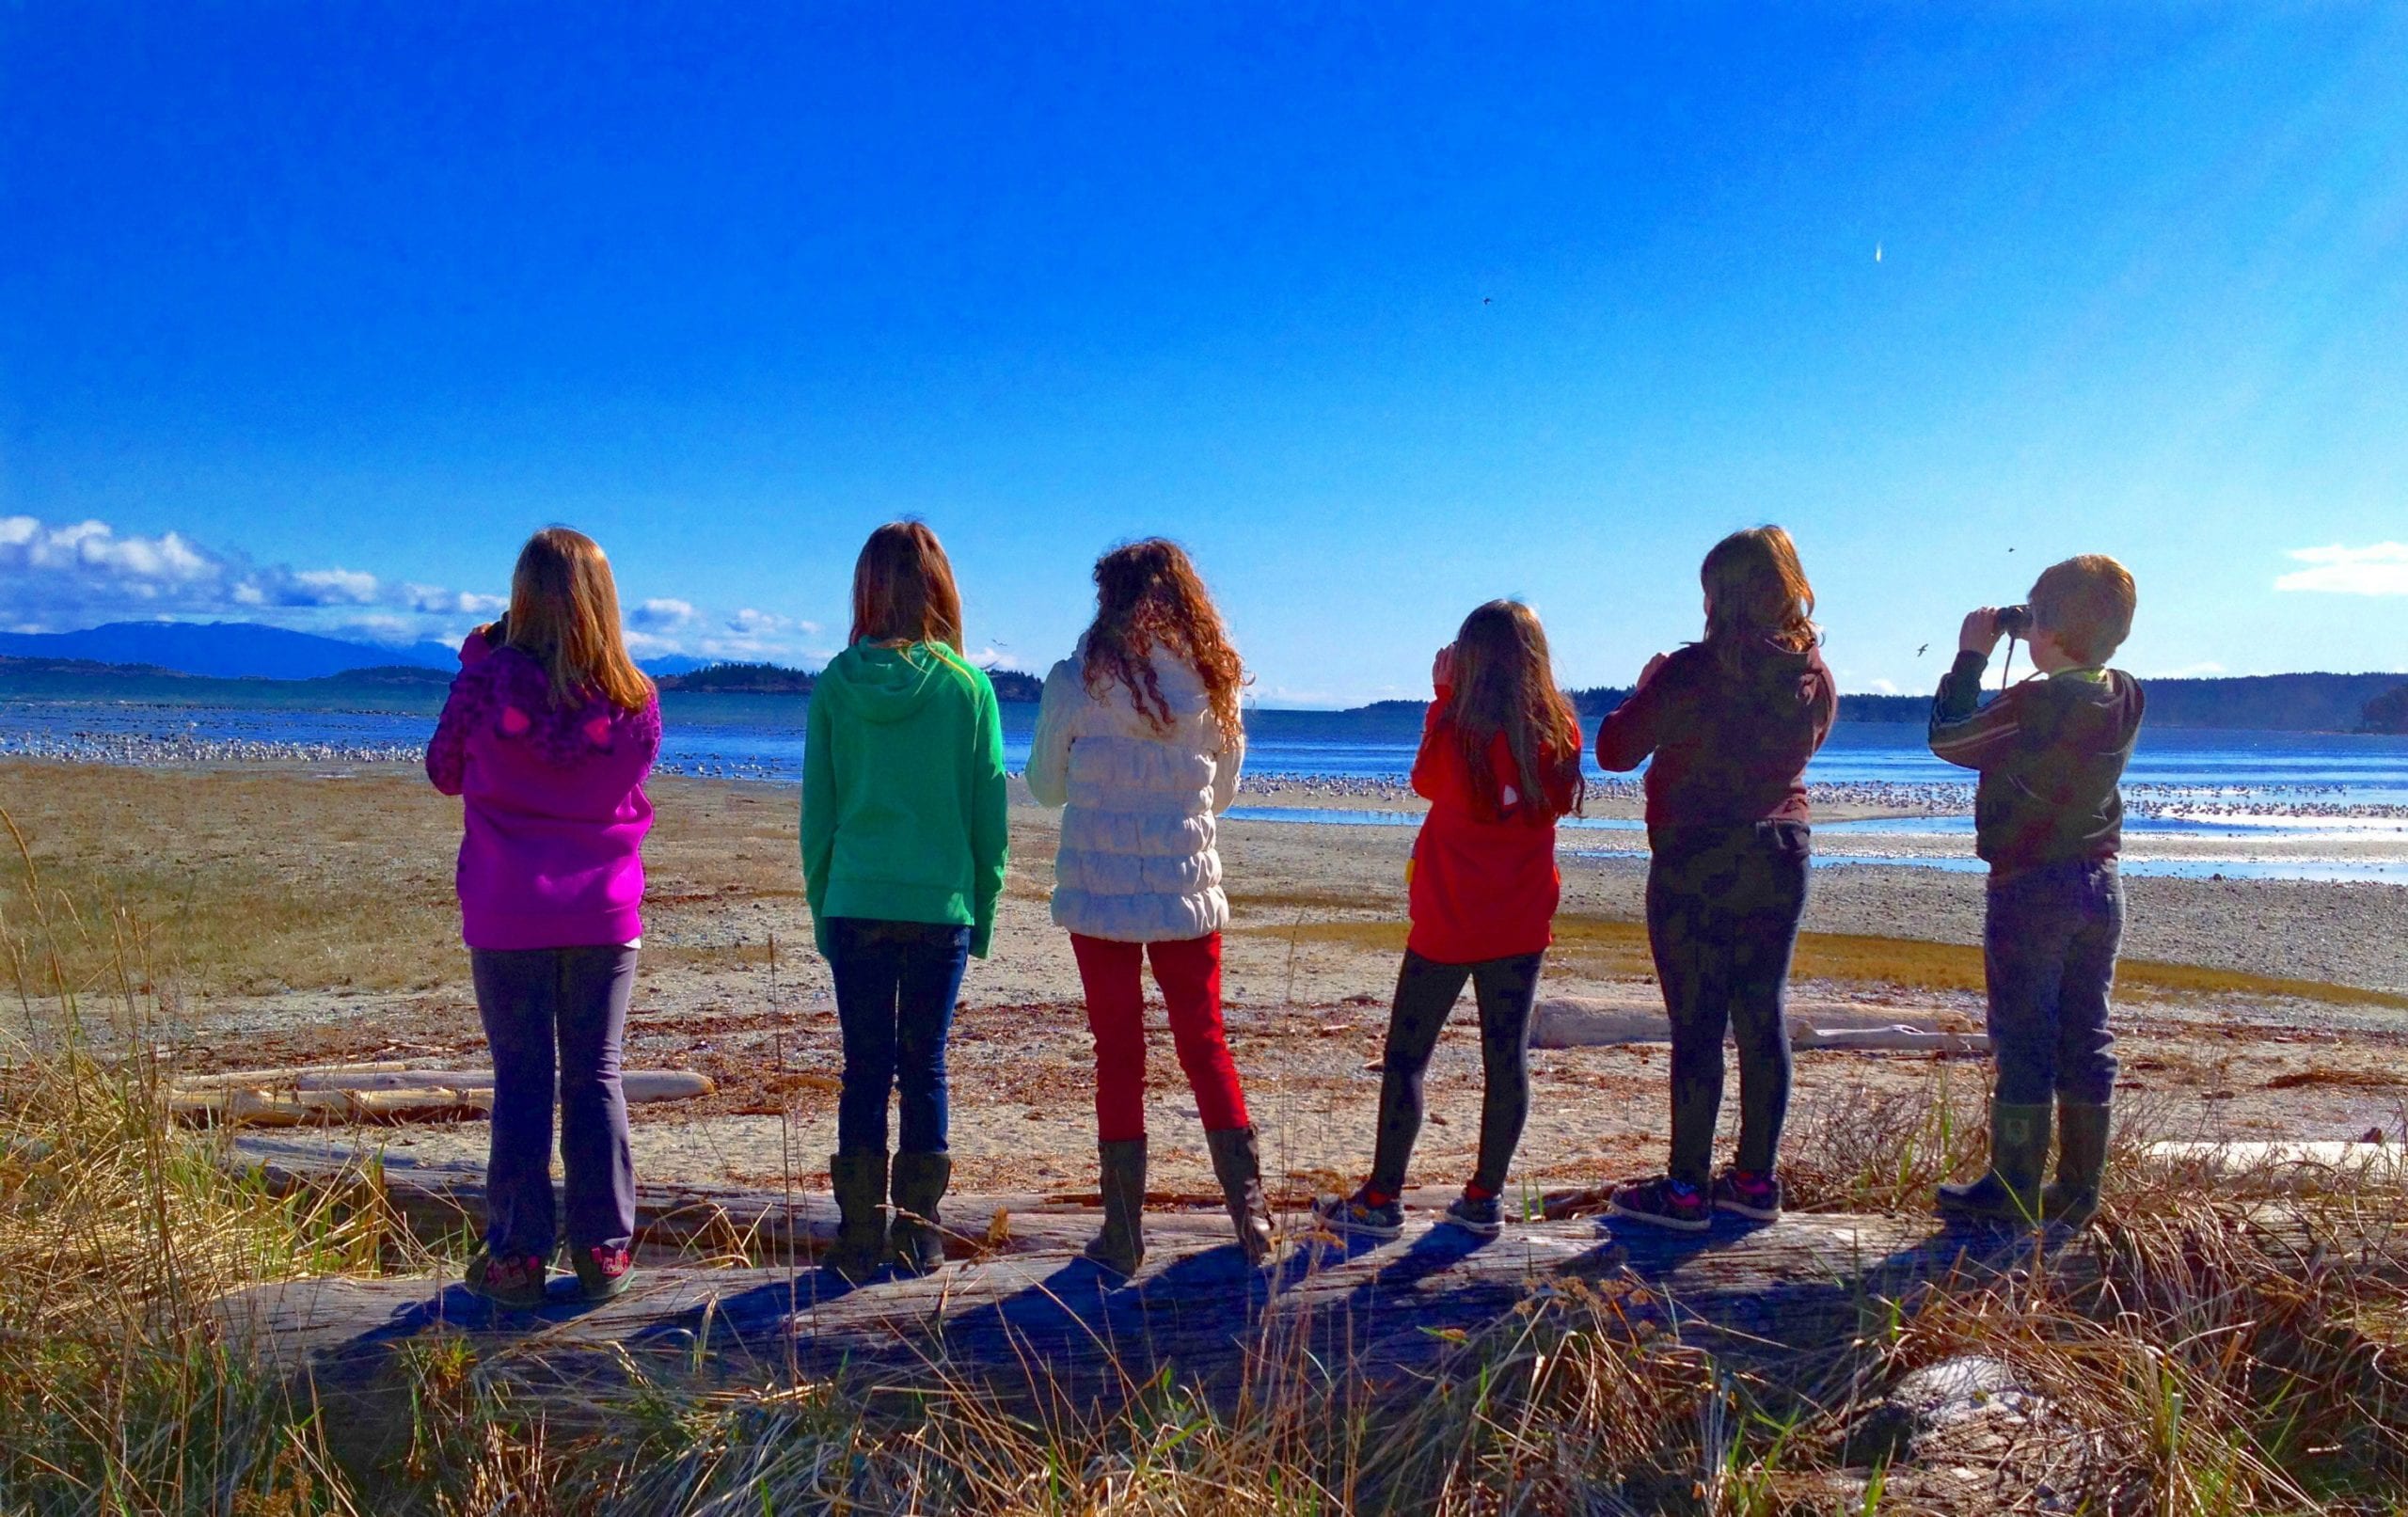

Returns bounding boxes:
[1025,648,1244,942]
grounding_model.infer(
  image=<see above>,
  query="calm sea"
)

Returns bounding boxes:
[6,696,2406,882]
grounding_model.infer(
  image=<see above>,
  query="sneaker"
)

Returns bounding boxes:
[1711,1168,1782,1222]
[1312,1189,1404,1240]
[1440,1193,1503,1239]
[573,1243,636,1302]
[1608,1177,1711,1234]
[464,1250,551,1309]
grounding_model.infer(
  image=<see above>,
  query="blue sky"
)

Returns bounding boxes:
[4,4,2404,704]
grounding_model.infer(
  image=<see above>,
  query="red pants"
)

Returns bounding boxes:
[1070,932,1252,1143]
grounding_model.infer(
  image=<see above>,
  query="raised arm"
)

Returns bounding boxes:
[1024,659,1079,809]
[800,685,837,950]
[423,632,493,796]
[968,675,1009,958]
[1928,610,2020,771]
[1592,653,1671,772]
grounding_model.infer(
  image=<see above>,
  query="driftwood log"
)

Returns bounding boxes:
[175,1066,714,1127]
[1529,997,1988,1054]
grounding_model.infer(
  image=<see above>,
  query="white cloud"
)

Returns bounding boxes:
[1866,677,1901,695]
[2151,660,2228,679]
[2275,543,2408,596]
[0,513,831,663]
[631,597,697,630]
[287,567,381,604]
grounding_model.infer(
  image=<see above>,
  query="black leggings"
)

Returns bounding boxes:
[1368,948,1545,1198]
[1647,822,1811,1187]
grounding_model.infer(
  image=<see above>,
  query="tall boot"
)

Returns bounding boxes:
[2043,1102,2111,1228]
[1204,1126,1276,1265]
[1084,1137,1148,1278]
[1936,1102,2051,1225]
[888,1151,954,1275]
[827,1150,889,1282]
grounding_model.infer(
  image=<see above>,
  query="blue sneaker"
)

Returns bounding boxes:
[1441,1193,1503,1238]
[1313,1189,1404,1240]
[1608,1177,1711,1233]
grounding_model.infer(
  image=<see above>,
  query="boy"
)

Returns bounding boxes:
[1928,555,2144,1227]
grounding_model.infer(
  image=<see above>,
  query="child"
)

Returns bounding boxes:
[1316,600,1585,1240]
[427,527,662,1307]
[1026,539,1271,1274]
[1598,527,1835,1232]
[802,521,1009,1278]
[1930,555,2143,1227]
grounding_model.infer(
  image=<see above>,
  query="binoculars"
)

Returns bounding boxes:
[1992,605,2035,639]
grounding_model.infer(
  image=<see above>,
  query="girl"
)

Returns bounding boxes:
[1597,527,1835,1231]
[1026,539,1271,1275]
[803,521,1009,1280]
[1317,601,1585,1240]
[427,527,661,1307]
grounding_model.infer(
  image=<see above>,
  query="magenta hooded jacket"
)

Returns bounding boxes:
[426,632,662,951]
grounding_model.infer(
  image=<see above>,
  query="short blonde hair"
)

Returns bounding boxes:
[2030,554,2136,665]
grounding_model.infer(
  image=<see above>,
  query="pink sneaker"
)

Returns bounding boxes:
[574,1244,635,1302]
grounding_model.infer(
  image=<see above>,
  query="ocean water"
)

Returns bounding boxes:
[6,696,2406,882]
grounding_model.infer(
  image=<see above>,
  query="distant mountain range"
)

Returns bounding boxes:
[0,623,2400,731]
[0,621,714,680]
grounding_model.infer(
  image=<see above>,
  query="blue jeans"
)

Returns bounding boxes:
[824,917,971,1154]
[1646,822,1811,1187]
[469,945,639,1259]
[1984,860,2123,1106]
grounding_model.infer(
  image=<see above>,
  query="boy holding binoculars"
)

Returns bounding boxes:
[1928,554,2144,1227]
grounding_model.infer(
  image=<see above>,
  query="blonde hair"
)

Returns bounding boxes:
[1701,526,1818,672]
[1080,539,1248,750]
[850,521,964,652]
[504,527,654,712]
[2031,554,2136,665]
[1447,600,1584,819]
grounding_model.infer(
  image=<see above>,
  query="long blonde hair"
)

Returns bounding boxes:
[850,520,965,651]
[1447,600,1584,819]
[1701,526,1818,673]
[1080,539,1247,750]
[503,527,654,712]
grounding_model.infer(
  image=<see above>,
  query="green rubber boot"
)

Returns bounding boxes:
[888,1151,954,1275]
[827,1150,889,1282]
[2043,1101,2111,1229]
[1936,1102,2051,1226]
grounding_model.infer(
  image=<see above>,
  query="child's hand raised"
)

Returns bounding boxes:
[1433,643,1457,691]
[1634,652,1671,690]
[1958,608,2005,657]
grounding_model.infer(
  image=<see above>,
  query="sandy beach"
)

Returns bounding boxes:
[5,758,2403,1208]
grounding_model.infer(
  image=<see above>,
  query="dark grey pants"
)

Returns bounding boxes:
[1368,949,1545,1198]
[1647,822,1810,1188]
[469,944,639,1259]
[1984,859,2122,1106]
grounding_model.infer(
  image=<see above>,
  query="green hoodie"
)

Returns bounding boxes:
[801,641,1009,957]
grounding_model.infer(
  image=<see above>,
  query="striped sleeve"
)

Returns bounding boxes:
[1927,651,2021,770]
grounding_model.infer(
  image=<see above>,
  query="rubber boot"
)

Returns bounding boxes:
[1083,1137,1148,1278]
[888,1151,953,1275]
[1204,1125,1276,1265]
[1936,1102,2051,1225]
[827,1150,888,1282]
[2043,1101,2111,1228]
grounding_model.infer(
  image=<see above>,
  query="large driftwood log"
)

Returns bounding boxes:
[219,1203,2384,1475]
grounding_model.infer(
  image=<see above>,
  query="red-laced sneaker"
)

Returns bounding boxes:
[465,1250,550,1309]
[574,1244,636,1302]
[1608,1176,1712,1233]
[1711,1168,1782,1222]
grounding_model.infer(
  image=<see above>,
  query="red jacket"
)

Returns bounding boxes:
[1406,687,1581,964]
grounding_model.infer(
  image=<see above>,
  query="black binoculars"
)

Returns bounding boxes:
[1993,605,2034,639]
